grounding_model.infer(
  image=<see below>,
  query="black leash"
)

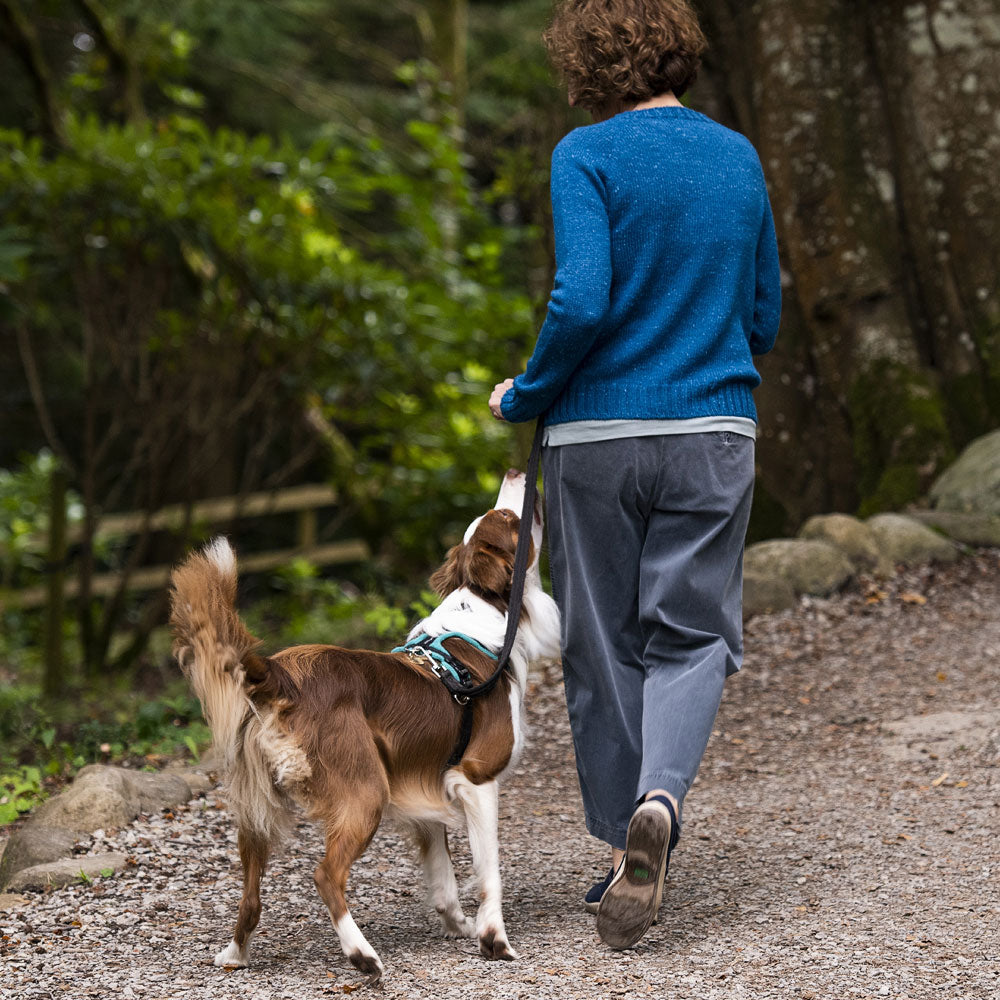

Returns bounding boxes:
[434,419,544,764]
[439,418,544,704]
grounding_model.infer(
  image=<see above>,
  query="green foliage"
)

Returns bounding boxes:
[0,679,211,823]
[364,588,441,639]
[0,766,43,825]
[243,559,374,648]
[0,225,32,282]
[0,89,532,551]
[0,451,80,583]
[0,0,554,683]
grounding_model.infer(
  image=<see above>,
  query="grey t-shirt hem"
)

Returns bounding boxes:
[542,416,757,447]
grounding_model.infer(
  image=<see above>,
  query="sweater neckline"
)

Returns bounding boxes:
[616,106,705,121]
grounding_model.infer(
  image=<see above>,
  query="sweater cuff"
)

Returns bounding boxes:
[501,385,541,424]
[499,386,520,422]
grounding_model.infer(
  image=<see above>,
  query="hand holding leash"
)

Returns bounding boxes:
[489,378,515,420]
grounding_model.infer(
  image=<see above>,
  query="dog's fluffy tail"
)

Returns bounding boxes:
[169,537,260,775]
[170,538,300,843]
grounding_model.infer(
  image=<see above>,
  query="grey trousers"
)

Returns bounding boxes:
[542,432,754,849]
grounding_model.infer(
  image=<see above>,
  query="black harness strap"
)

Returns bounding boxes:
[450,701,476,768]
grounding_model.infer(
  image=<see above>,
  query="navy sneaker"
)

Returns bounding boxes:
[584,867,616,914]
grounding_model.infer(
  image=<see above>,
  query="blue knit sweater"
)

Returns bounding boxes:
[500,107,781,426]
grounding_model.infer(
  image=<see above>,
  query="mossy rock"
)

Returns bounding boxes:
[743,539,854,597]
[742,569,797,618]
[798,513,893,575]
[908,510,1000,546]
[928,428,1000,515]
[849,360,954,516]
[867,514,959,566]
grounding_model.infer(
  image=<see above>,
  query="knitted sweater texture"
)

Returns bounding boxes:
[500,107,781,426]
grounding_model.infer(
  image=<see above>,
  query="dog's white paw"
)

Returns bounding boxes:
[437,911,476,939]
[479,926,517,961]
[348,948,384,983]
[214,940,249,968]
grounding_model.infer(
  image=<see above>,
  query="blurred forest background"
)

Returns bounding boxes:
[1,1,999,816]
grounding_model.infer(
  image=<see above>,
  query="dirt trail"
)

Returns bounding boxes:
[2,553,998,1000]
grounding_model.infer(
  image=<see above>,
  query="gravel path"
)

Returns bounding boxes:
[2,553,999,1000]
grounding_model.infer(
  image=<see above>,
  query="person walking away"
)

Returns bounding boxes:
[488,0,781,950]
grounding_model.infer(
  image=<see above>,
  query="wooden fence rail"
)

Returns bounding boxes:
[1,483,370,611]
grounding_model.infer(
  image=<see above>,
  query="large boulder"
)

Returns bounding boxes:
[0,765,201,890]
[31,766,137,833]
[0,826,81,891]
[907,510,1000,548]
[928,429,1000,515]
[6,853,127,892]
[31,765,193,834]
[742,569,797,618]
[798,513,892,575]
[867,513,959,567]
[743,539,854,597]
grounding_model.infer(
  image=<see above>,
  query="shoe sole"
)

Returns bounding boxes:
[595,802,671,949]
[586,899,660,921]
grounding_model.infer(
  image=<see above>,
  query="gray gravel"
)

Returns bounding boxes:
[2,552,999,999]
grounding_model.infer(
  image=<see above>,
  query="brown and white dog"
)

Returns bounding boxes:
[169,470,560,981]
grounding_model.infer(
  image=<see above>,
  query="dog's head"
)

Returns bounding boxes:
[429,469,542,612]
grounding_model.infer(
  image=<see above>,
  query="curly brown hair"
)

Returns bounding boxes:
[543,0,708,114]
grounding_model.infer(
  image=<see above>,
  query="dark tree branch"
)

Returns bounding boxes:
[0,0,66,143]
[73,0,147,123]
[14,321,78,476]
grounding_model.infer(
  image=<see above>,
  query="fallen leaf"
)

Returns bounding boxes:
[900,591,927,605]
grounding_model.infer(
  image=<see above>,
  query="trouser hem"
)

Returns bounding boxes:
[636,771,689,828]
[584,812,630,851]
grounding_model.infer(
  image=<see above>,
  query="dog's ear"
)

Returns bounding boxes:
[429,543,466,598]
[466,546,514,600]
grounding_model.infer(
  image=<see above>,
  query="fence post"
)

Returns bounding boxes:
[297,508,318,550]
[43,463,68,699]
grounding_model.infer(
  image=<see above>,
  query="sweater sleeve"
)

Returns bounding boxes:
[749,193,781,356]
[500,138,612,423]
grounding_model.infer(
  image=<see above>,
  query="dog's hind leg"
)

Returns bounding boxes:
[413,822,475,938]
[215,828,269,968]
[314,814,385,983]
[454,778,517,961]
[311,737,387,983]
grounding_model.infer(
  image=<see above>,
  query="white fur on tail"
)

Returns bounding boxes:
[170,537,296,844]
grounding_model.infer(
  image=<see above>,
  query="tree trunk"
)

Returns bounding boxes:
[696,0,1000,534]
[424,0,469,123]
[42,464,67,700]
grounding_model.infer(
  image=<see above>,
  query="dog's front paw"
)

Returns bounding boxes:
[214,940,249,968]
[349,949,384,984]
[443,914,477,939]
[479,927,517,961]
[434,905,476,939]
